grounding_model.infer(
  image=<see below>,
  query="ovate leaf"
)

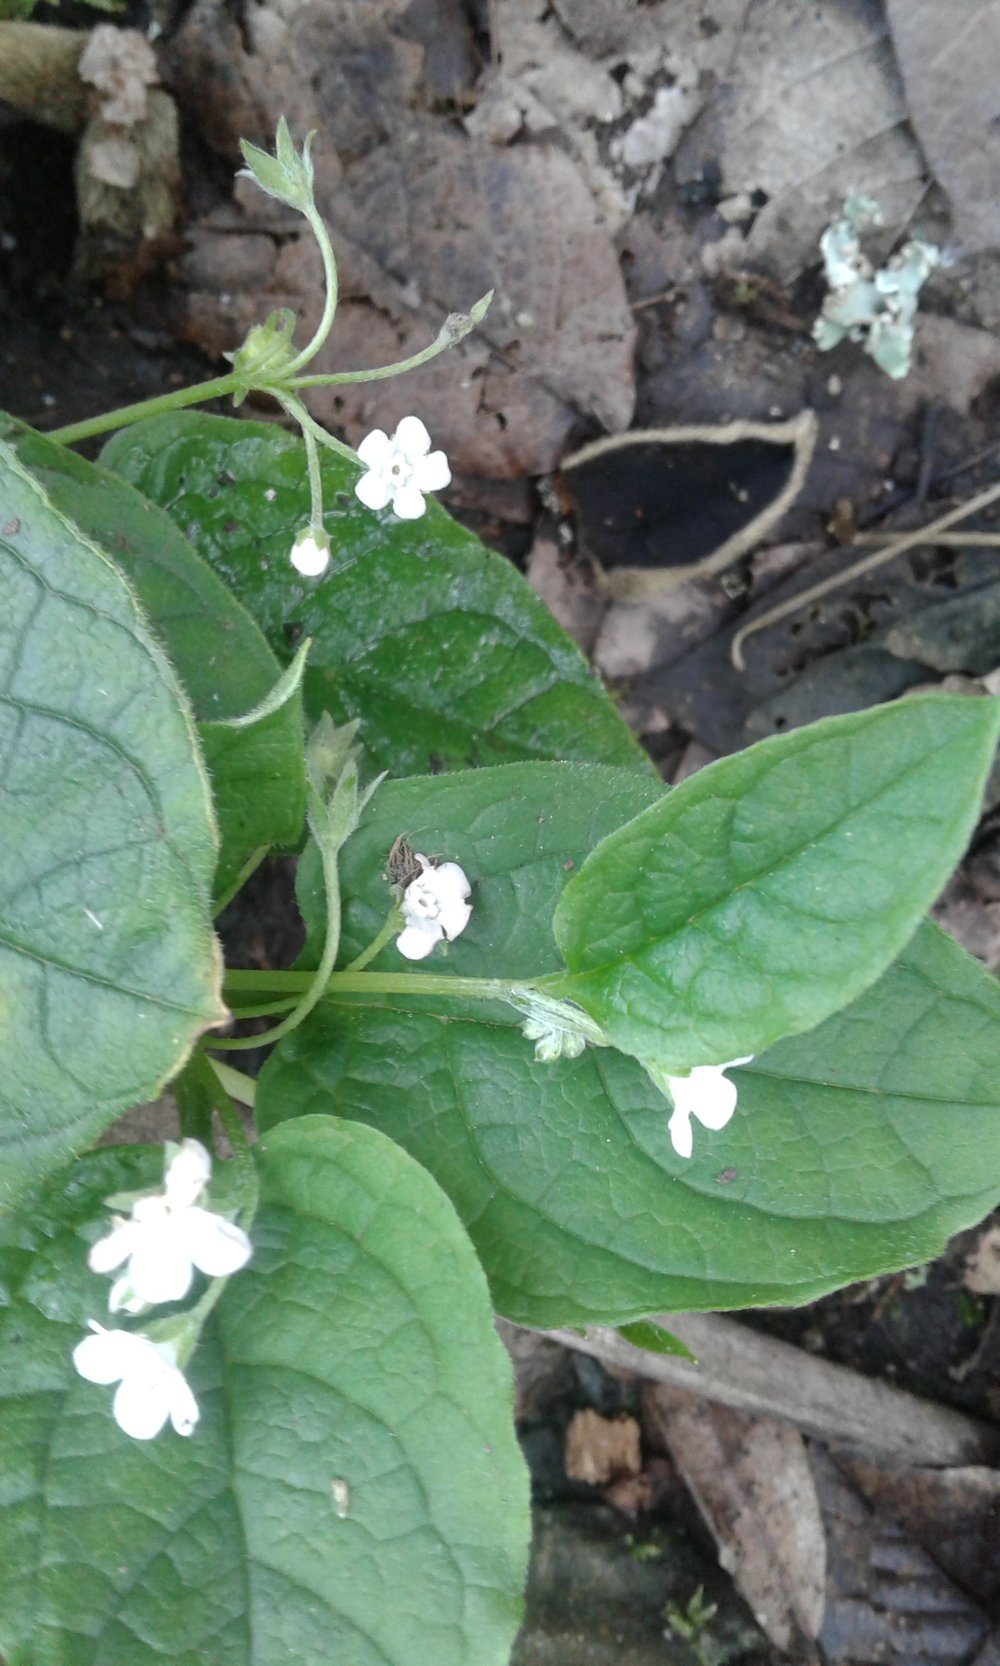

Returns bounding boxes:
[257,922,1000,1323]
[551,696,1000,1069]
[3,417,307,904]
[100,412,652,777]
[0,1120,529,1665]
[295,760,664,976]
[0,442,223,1213]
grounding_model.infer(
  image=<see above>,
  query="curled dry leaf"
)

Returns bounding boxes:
[642,1382,826,1657]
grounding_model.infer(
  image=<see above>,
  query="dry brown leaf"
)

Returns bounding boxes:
[674,0,927,281]
[886,0,1000,252]
[643,1381,826,1658]
[838,1456,1000,1609]
[170,0,634,477]
[564,1409,641,1486]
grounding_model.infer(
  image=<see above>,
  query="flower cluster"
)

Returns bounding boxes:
[72,1139,252,1440]
[396,853,472,961]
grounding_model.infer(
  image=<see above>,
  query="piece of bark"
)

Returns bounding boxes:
[886,0,1000,253]
[543,1313,1000,1466]
[645,1385,824,1659]
[564,1408,641,1486]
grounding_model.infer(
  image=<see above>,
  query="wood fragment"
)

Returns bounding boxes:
[541,1313,1000,1467]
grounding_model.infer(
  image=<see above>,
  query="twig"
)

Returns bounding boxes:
[541,1312,1000,1467]
[731,478,1000,670]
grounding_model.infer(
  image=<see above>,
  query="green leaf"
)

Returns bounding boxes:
[100,412,652,777]
[616,1320,695,1359]
[257,921,1000,1322]
[3,417,307,905]
[0,1121,529,1665]
[551,696,1000,1069]
[0,442,223,1214]
[296,760,664,976]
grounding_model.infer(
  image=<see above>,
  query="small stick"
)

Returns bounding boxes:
[540,1312,1000,1467]
[732,477,1000,669]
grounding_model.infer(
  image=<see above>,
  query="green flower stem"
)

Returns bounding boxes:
[281,394,326,531]
[343,908,404,972]
[212,804,344,1051]
[45,372,242,447]
[223,967,519,1002]
[225,997,299,1019]
[288,395,361,466]
[291,333,471,389]
[282,205,339,377]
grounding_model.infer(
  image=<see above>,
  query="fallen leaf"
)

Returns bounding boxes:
[885,0,1000,252]
[674,0,927,281]
[813,1446,991,1665]
[643,1382,826,1658]
[963,1224,1000,1296]
[839,1456,1000,1608]
[564,1409,642,1486]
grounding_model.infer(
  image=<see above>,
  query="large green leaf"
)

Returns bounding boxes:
[550,696,1000,1069]
[257,923,1000,1323]
[100,412,652,777]
[0,1121,529,1665]
[296,761,664,977]
[0,442,223,1214]
[2,417,307,904]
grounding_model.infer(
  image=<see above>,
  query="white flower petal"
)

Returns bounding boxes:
[290,530,331,578]
[432,861,472,903]
[414,449,451,492]
[164,1139,212,1209]
[108,1275,148,1315]
[113,1369,174,1440]
[183,1208,253,1278]
[667,1105,694,1160]
[390,483,427,520]
[167,1370,201,1437]
[73,1325,148,1385]
[356,428,392,467]
[397,919,444,960]
[354,469,394,512]
[88,1220,137,1275]
[439,896,473,941]
[393,414,432,458]
[127,1229,195,1306]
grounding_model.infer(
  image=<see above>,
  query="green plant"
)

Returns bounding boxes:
[2,123,1000,1666]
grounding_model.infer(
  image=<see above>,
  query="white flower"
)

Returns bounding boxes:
[89,1138,252,1310]
[396,853,472,961]
[290,527,331,577]
[354,415,451,520]
[665,1057,753,1160]
[73,1323,200,1440]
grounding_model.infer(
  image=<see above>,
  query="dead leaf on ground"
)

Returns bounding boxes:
[564,1409,642,1486]
[813,1446,991,1665]
[643,1381,826,1659]
[838,1456,1000,1609]
[674,0,927,281]
[169,0,635,477]
[886,0,1000,253]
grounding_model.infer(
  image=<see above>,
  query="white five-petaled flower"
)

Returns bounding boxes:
[72,1323,200,1440]
[666,1057,754,1160]
[290,527,331,577]
[396,853,472,961]
[354,416,451,520]
[88,1138,252,1312]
